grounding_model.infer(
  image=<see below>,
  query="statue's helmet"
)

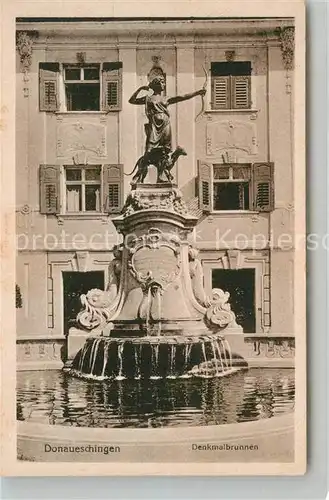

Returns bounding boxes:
[149,76,165,91]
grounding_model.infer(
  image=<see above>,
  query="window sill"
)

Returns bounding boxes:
[210,210,259,215]
[55,111,108,115]
[55,213,118,221]
[205,109,259,115]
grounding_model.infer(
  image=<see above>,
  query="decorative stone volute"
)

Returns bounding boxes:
[204,289,239,330]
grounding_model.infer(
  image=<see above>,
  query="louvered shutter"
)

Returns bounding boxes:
[39,165,60,214]
[211,76,230,109]
[39,63,60,112]
[232,76,251,109]
[198,161,212,213]
[102,164,123,213]
[102,62,122,112]
[252,163,274,212]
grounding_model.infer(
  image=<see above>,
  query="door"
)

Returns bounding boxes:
[63,271,104,335]
[212,269,256,333]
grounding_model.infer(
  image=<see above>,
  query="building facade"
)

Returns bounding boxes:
[15,19,295,369]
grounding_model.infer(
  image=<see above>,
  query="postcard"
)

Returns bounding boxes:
[0,0,306,476]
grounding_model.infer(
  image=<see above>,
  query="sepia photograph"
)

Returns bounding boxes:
[0,0,306,476]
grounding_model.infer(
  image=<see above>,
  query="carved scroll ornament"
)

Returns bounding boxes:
[77,289,118,330]
[204,288,238,330]
[76,248,122,330]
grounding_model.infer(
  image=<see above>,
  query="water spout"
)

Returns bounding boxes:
[134,344,141,379]
[224,339,232,369]
[167,343,176,379]
[117,342,125,380]
[90,338,101,375]
[79,343,89,372]
[101,342,109,377]
[201,341,209,377]
[215,339,225,373]
[211,340,219,376]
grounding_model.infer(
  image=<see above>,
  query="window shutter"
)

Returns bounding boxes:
[39,165,60,214]
[252,163,274,212]
[232,76,251,109]
[39,63,60,112]
[198,161,212,213]
[211,76,230,109]
[102,62,122,112]
[102,164,123,213]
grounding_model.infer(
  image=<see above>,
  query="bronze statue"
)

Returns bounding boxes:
[128,76,206,183]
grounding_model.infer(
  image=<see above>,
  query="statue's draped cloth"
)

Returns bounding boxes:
[145,95,172,152]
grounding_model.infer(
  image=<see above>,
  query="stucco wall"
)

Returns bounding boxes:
[15,21,295,343]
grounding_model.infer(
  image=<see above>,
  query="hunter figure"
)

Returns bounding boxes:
[128,76,206,183]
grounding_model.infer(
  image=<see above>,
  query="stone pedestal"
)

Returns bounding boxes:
[110,183,202,337]
[73,183,243,345]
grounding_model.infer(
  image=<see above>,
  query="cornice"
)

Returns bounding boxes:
[16,18,294,39]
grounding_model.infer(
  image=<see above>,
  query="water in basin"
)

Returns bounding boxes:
[17,368,294,429]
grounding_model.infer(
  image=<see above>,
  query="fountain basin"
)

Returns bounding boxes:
[69,333,244,380]
[16,367,295,463]
[17,413,294,464]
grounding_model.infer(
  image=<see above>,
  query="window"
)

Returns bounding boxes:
[198,161,274,213]
[64,65,100,111]
[39,62,122,112]
[65,166,101,213]
[39,164,124,215]
[213,164,251,210]
[211,61,251,110]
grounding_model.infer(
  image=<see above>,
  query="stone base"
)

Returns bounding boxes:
[243,333,295,368]
[110,318,215,338]
[16,336,65,371]
[219,327,245,359]
[67,327,101,361]
[17,360,64,371]
[17,414,295,464]
[246,358,294,368]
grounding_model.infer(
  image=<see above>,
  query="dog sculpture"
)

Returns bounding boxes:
[125,146,187,184]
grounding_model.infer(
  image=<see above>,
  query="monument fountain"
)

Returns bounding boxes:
[16,73,294,461]
[69,75,246,381]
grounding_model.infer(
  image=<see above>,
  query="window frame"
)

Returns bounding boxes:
[63,165,102,214]
[212,164,252,212]
[198,161,274,214]
[63,65,100,84]
[49,61,122,114]
[209,61,252,111]
[210,162,256,214]
[62,64,101,112]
